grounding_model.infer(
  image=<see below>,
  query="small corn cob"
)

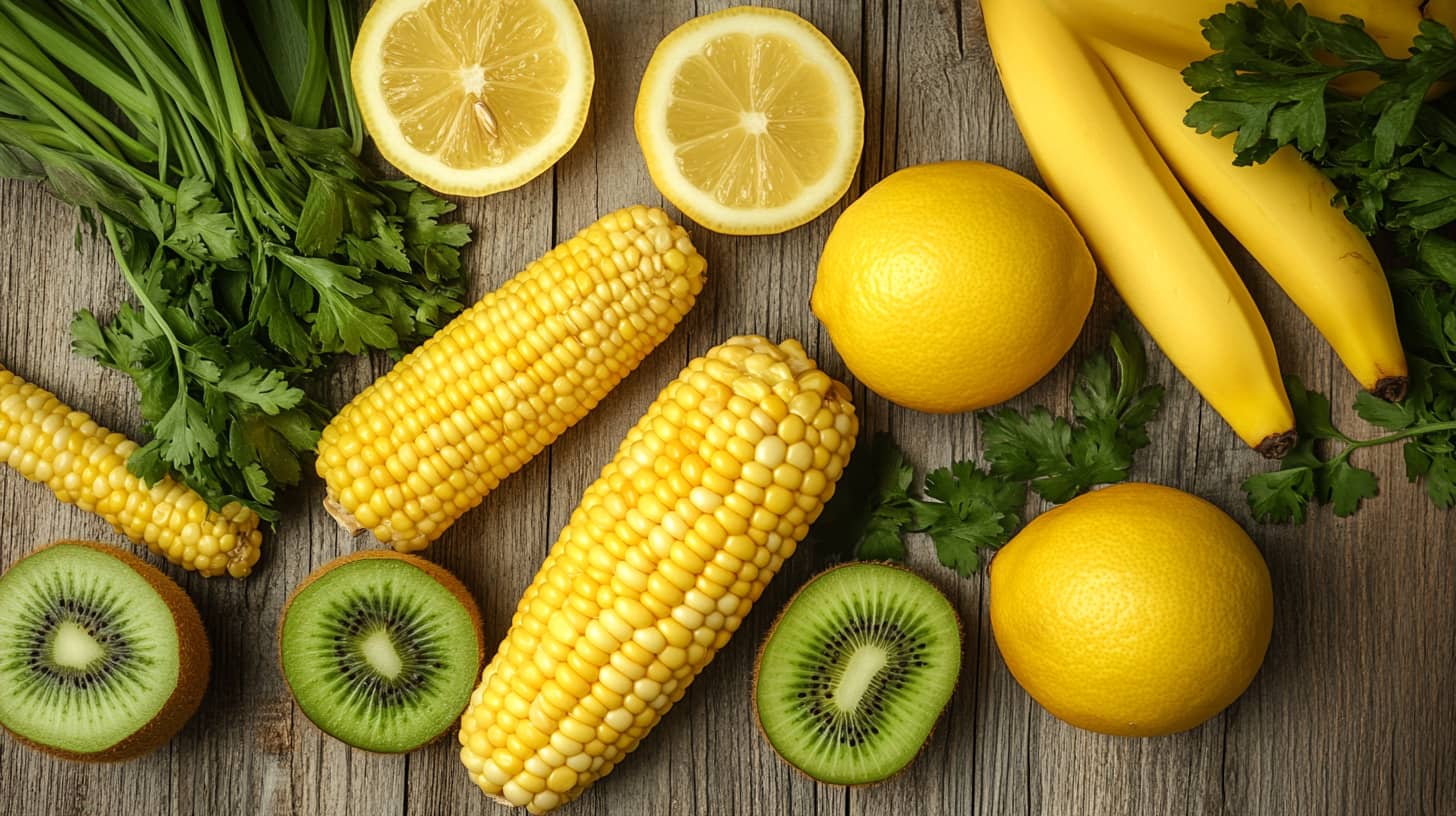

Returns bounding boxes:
[317,205,707,552]
[458,336,858,812]
[0,363,263,578]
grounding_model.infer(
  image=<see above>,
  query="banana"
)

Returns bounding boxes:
[1428,0,1456,26]
[1094,42,1409,399]
[982,0,1295,456]
[1044,0,1426,67]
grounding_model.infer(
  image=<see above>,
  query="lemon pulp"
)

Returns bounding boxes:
[353,0,594,196]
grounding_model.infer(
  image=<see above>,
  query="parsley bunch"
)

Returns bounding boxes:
[0,0,471,520]
[812,323,1165,576]
[1184,2,1456,520]
[1183,0,1456,239]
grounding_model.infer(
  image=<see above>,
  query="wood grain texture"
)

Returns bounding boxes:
[0,1,1452,814]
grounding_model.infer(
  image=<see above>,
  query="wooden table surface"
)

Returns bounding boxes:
[2,1,1452,814]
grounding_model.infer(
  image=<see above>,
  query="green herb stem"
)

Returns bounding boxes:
[0,1,154,128]
[1337,420,1456,457]
[326,0,362,155]
[102,219,188,396]
[0,46,156,164]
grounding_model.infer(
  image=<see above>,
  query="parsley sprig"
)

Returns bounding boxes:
[811,323,1165,576]
[1185,2,1456,521]
[1244,370,1456,522]
[0,1,471,520]
[1183,1,1456,239]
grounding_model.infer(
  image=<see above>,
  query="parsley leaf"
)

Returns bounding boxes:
[1185,2,1456,239]
[214,363,305,415]
[1327,458,1380,516]
[1242,465,1316,524]
[911,462,1026,576]
[983,321,1164,502]
[808,324,1165,576]
[1191,4,1456,521]
[1241,376,1450,522]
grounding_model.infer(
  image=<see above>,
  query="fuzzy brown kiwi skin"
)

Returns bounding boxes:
[751,560,965,788]
[1,540,211,763]
[277,549,485,754]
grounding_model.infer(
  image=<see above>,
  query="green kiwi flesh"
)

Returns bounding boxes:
[0,541,208,760]
[754,562,962,785]
[279,552,483,753]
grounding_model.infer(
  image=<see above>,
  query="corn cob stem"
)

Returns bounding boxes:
[317,205,707,552]
[458,336,858,813]
[0,363,263,577]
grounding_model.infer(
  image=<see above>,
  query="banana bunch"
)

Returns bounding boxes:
[1043,0,1447,67]
[1044,0,1453,98]
[981,0,1412,457]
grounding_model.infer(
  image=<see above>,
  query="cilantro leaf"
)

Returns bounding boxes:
[910,462,1025,577]
[983,322,1163,502]
[215,363,305,415]
[1325,458,1379,516]
[1243,466,1315,524]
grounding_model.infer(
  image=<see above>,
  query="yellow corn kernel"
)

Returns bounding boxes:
[459,336,857,812]
[317,206,707,552]
[0,364,262,577]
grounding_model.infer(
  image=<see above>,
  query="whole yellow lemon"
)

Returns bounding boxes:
[989,482,1273,737]
[811,161,1095,413]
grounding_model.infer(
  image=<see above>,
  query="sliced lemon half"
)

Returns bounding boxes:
[352,0,594,196]
[635,7,865,235]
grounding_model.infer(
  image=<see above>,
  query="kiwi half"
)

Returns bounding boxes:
[754,562,962,785]
[0,540,210,761]
[279,551,483,753]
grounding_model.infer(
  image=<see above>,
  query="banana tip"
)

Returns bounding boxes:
[1256,430,1297,460]
[1372,376,1409,403]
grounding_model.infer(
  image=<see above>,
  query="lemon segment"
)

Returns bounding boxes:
[353,0,594,196]
[636,7,864,235]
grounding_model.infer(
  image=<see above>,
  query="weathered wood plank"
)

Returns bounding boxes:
[1,1,1454,815]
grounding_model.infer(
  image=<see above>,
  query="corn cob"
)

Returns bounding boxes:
[0,363,262,578]
[316,205,707,552]
[458,336,858,813]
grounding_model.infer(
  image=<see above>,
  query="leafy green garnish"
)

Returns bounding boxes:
[982,322,1164,502]
[809,433,917,563]
[912,462,1026,576]
[0,0,471,520]
[1187,2,1456,520]
[812,323,1164,576]
[1242,372,1456,522]
[1184,1,1456,239]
